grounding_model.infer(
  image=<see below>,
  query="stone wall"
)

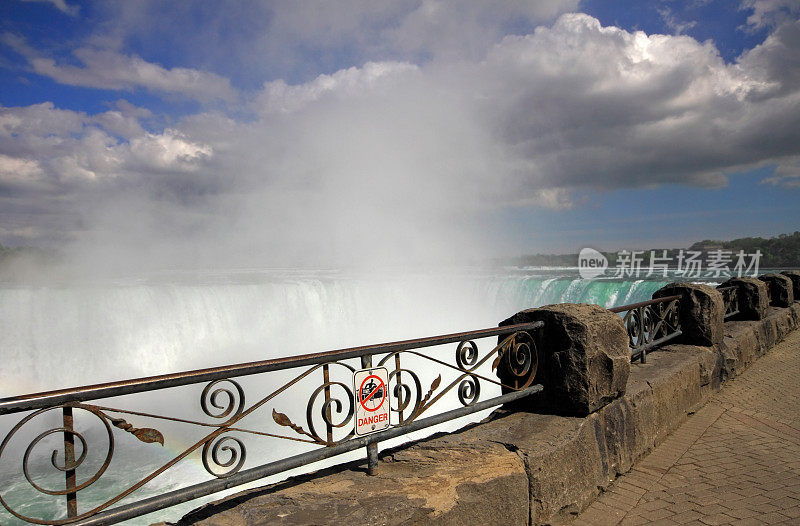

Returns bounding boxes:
[176,298,800,526]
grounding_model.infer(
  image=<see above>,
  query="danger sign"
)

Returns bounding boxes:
[353,367,390,436]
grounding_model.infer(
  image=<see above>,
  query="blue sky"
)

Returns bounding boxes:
[0,0,799,267]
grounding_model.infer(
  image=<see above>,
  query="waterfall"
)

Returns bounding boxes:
[0,269,668,395]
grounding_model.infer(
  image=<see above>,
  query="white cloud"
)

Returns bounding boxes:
[762,158,800,187]
[255,62,419,115]
[741,0,800,29]
[0,154,44,186]
[737,19,800,97]
[0,104,213,187]
[0,101,85,139]
[381,0,582,62]
[128,129,212,172]
[658,7,697,35]
[3,35,236,102]
[91,109,146,141]
[90,0,579,84]
[19,0,79,16]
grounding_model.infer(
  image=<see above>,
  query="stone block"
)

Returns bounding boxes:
[760,273,795,307]
[781,270,800,298]
[653,283,724,346]
[718,277,769,320]
[500,303,629,416]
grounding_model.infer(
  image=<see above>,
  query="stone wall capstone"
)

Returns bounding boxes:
[781,270,800,298]
[653,283,724,347]
[760,273,795,307]
[718,277,769,320]
[499,303,629,416]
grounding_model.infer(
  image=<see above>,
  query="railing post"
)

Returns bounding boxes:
[322,364,333,444]
[62,406,78,519]
[394,354,404,425]
[360,354,379,476]
[637,306,648,364]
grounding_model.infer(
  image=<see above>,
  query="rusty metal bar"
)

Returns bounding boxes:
[630,330,683,362]
[0,322,543,416]
[359,354,379,476]
[70,384,543,526]
[394,354,404,424]
[608,294,682,313]
[717,286,740,320]
[62,407,78,519]
[322,364,333,445]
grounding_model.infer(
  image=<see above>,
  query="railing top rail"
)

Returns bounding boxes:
[0,321,543,416]
[608,294,682,313]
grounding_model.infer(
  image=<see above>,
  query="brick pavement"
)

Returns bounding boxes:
[573,328,800,526]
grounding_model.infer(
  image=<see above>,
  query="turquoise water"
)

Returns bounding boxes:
[0,268,697,525]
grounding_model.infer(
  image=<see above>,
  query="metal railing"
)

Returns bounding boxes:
[0,322,544,526]
[717,286,740,320]
[609,295,682,363]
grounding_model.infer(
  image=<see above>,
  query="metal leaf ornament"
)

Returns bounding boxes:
[272,409,312,439]
[109,417,164,446]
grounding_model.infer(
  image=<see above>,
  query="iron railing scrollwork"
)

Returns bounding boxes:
[609,295,682,363]
[0,322,544,526]
[717,286,740,320]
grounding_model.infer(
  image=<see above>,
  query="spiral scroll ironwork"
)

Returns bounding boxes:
[455,340,479,369]
[201,379,245,421]
[305,380,355,444]
[387,367,421,423]
[369,329,540,423]
[619,297,681,362]
[19,408,112,497]
[457,375,480,406]
[0,405,114,524]
[495,331,538,389]
[270,362,358,446]
[202,435,246,478]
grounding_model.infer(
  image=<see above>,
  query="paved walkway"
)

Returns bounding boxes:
[574,329,800,526]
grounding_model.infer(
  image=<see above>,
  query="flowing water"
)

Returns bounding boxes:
[0,267,703,525]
